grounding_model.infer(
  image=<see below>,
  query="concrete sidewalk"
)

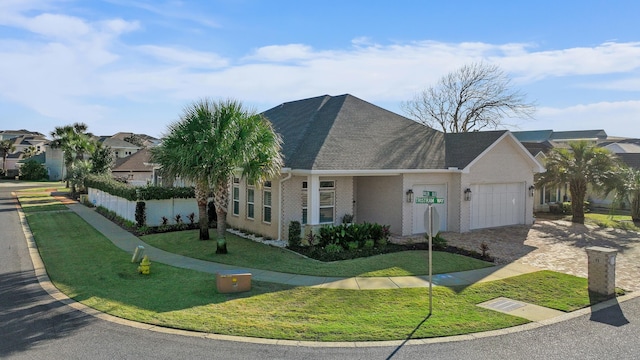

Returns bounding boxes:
[67,204,540,290]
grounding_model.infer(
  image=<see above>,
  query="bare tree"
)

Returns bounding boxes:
[401,62,536,133]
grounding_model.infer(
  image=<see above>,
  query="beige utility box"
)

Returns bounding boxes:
[585,246,618,297]
[216,270,252,293]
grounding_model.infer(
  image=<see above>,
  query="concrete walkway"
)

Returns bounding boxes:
[67,204,540,290]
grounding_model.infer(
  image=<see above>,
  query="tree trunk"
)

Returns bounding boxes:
[570,179,587,224]
[631,192,640,223]
[195,182,209,240]
[213,178,229,254]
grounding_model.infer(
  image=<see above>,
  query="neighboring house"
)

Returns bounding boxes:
[1,131,48,176]
[111,148,154,186]
[226,94,543,241]
[109,132,160,148]
[0,129,45,141]
[515,129,640,211]
[97,136,142,158]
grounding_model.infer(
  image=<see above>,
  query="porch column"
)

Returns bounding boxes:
[307,174,320,225]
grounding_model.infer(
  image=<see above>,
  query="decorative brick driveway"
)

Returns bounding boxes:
[440,219,640,291]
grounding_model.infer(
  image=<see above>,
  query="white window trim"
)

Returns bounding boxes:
[247,185,255,220]
[263,187,272,224]
[232,178,240,217]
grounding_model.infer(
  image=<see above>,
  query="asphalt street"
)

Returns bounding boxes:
[1,181,638,360]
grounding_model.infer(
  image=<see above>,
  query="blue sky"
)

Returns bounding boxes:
[1,0,640,139]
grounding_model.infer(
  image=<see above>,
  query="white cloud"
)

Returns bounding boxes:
[137,45,228,68]
[532,101,640,137]
[1,3,640,138]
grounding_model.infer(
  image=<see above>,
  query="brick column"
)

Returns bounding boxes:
[585,246,618,297]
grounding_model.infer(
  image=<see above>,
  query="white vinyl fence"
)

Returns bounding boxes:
[88,187,200,226]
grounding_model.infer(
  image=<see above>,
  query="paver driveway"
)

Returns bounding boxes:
[440,219,640,291]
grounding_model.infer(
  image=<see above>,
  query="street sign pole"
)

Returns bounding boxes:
[428,204,433,315]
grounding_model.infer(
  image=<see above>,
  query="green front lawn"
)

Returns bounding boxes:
[142,230,493,277]
[25,209,601,341]
[17,187,70,212]
[585,213,640,231]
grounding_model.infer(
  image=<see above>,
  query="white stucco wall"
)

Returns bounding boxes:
[461,137,538,232]
[402,173,458,235]
[355,175,403,235]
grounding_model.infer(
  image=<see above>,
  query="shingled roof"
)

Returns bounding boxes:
[444,131,508,169]
[112,148,153,172]
[617,153,640,170]
[262,94,509,171]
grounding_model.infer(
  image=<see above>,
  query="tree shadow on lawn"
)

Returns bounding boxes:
[0,271,94,358]
[531,219,637,254]
[65,262,297,314]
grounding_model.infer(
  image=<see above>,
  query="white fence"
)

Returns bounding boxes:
[88,187,200,226]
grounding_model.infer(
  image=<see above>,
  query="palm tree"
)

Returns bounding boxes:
[23,145,38,159]
[0,139,16,175]
[151,98,283,253]
[537,141,620,224]
[607,166,640,223]
[50,123,96,193]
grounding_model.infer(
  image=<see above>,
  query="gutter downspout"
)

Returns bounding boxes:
[277,169,292,241]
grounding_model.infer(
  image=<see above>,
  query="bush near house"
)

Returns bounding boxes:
[317,222,390,249]
[19,159,48,180]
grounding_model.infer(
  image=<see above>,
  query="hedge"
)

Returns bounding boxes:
[85,175,195,201]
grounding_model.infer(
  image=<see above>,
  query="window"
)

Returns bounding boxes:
[247,186,255,220]
[319,181,335,224]
[232,177,240,216]
[263,182,272,223]
[301,180,335,224]
[301,191,307,225]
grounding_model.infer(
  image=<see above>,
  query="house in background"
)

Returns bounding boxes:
[44,132,157,181]
[96,136,142,159]
[111,148,154,186]
[226,94,543,241]
[514,129,640,211]
[0,130,48,176]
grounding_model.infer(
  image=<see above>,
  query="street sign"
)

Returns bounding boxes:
[423,191,437,197]
[424,207,440,237]
[416,197,445,204]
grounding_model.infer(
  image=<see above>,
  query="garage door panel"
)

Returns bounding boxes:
[471,183,524,230]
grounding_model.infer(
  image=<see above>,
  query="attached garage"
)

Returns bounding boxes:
[470,183,525,230]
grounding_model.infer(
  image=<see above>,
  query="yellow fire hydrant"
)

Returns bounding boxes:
[138,255,151,275]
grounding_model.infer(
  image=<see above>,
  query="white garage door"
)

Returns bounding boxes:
[471,183,525,230]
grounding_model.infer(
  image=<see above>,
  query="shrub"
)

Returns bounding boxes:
[363,239,375,249]
[341,213,354,223]
[324,243,342,254]
[561,201,591,214]
[135,201,146,227]
[288,221,301,247]
[425,232,447,250]
[84,174,195,201]
[347,241,359,250]
[187,212,196,225]
[317,222,390,249]
[19,159,48,180]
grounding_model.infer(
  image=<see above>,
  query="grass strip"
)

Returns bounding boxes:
[26,210,599,341]
[17,187,70,213]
